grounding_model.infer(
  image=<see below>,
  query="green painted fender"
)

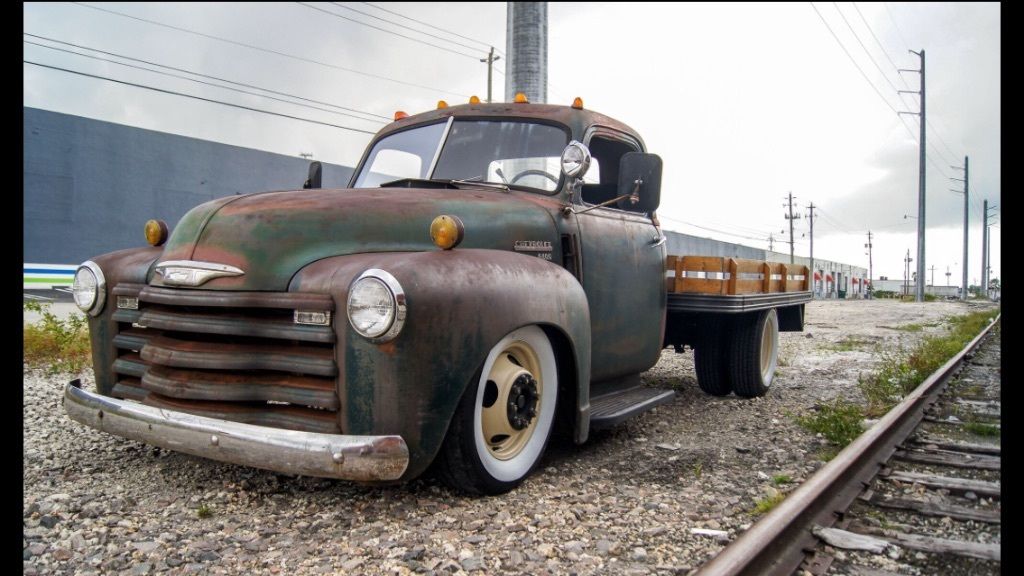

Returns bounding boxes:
[290,248,592,481]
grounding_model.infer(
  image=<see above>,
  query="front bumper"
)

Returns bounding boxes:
[63,380,409,482]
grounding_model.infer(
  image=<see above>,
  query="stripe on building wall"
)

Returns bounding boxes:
[24,263,75,288]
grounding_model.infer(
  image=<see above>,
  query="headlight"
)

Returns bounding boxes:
[560,140,591,178]
[73,261,106,316]
[347,269,406,342]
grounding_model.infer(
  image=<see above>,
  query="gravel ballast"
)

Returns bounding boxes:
[23,299,996,575]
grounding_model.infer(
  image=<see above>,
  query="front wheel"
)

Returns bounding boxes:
[434,326,558,495]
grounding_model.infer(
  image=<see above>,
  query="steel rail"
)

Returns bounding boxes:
[696,313,1000,576]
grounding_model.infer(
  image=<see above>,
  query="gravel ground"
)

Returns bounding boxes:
[23,299,998,575]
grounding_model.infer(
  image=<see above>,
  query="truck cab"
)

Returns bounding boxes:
[64,98,808,494]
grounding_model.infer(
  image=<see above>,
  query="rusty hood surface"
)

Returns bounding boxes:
[151,186,560,291]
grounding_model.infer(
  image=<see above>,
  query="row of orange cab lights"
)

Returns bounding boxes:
[393,94,585,121]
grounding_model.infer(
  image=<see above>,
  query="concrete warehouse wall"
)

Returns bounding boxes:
[23,107,353,266]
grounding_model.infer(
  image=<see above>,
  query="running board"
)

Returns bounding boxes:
[589,386,676,429]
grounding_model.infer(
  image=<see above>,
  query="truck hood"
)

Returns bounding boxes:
[151,187,559,291]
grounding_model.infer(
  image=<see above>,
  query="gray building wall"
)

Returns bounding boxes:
[24,107,352,265]
[505,2,548,103]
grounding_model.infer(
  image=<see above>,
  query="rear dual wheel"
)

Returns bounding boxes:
[693,310,779,398]
[730,309,779,398]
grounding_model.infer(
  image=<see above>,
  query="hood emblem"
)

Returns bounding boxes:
[154,260,245,287]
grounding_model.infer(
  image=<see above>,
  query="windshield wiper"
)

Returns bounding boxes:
[449,178,509,192]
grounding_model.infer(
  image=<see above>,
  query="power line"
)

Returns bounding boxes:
[25,60,377,135]
[810,2,900,115]
[659,215,770,243]
[328,2,490,55]
[360,1,504,54]
[873,2,965,161]
[832,3,903,96]
[27,32,390,121]
[296,2,480,60]
[71,2,469,98]
[831,2,959,168]
[24,37,388,125]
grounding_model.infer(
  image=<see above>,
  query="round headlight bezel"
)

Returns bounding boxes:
[346,269,406,343]
[73,260,106,316]
[560,140,592,179]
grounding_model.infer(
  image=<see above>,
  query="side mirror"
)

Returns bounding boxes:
[617,152,662,213]
[303,161,322,189]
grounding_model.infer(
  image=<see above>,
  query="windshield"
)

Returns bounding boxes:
[353,119,569,192]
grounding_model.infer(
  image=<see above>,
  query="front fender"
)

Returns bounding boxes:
[290,249,592,481]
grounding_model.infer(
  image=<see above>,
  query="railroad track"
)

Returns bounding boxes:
[696,314,1000,576]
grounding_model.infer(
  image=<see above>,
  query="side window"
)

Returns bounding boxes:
[579,135,639,206]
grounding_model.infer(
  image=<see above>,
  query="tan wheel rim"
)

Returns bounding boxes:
[760,312,778,382]
[479,340,543,461]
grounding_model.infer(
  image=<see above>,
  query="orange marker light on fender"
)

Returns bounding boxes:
[437,100,448,109]
[144,219,169,246]
[514,92,529,103]
[394,111,409,121]
[469,95,481,104]
[572,97,584,109]
[430,215,465,250]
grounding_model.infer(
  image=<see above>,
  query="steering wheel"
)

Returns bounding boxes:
[509,169,559,186]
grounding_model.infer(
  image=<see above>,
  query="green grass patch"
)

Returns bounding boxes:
[23,301,92,374]
[796,398,864,448]
[752,492,785,515]
[858,309,998,417]
[771,474,792,485]
[196,503,214,518]
[895,323,925,332]
[964,422,1000,437]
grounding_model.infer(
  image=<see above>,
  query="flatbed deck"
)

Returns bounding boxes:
[665,255,812,313]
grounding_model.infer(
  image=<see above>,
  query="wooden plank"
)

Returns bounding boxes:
[868,493,1001,524]
[849,525,1000,561]
[910,436,1000,456]
[884,470,1001,498]
[733,279,763,295]
[894,448,1000,470]
[780,264,789,292]
[761,262,771,293]
[727,258,738,295]
[680,277,725,294]
[674,255,684,293]
[811,526,889,553]
[680,255,726,272]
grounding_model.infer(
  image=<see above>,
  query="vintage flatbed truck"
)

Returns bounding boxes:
[64,96,811,494]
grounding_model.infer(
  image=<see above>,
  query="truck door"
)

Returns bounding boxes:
[574,129,667,382]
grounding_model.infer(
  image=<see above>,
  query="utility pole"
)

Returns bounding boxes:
[929,265,936,287]
[982,202,997,297]
[783,192,800,264]
[807,202,816,296]
[903,249,913,298]
[980,199,988,297]
[864,230,873,299]
[768,234,774,252]
[950,156,968,300]
[945,266,951,287]
[898,49,925,302]
[480,46,501,103]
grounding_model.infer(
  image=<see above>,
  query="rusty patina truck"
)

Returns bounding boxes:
[64,97,811,494]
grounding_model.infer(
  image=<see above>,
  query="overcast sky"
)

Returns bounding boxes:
[23,2,1000,285]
